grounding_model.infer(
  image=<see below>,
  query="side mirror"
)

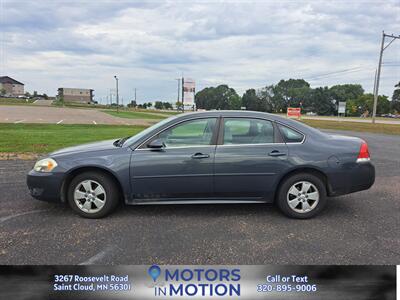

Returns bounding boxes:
[147,139,165,149]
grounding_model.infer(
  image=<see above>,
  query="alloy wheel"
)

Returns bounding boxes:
[73,180,106,213]
[286,181,319,214]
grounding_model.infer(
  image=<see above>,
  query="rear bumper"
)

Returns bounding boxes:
[328,162,375,196]
[26,170,64,202]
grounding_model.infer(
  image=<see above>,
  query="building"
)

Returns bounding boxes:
[0,76,24,96]
[58,88,94,104]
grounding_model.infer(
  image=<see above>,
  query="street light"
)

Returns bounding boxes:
[114,75,119,113]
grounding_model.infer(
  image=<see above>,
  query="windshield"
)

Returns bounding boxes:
[123,115,179,146]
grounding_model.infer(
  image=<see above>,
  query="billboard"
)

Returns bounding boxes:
[338,101,346,114]
[182,78,195,106]
[287,107,301,119]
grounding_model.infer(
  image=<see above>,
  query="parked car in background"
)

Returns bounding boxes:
[27,111,375,219]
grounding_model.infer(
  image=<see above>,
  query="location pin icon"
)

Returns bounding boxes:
[148,265,161,282]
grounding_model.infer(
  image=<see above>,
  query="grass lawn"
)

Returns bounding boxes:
[301,119,400,135]
[0,98,35,105]
[102,110,174,120]
[0,123,147,153]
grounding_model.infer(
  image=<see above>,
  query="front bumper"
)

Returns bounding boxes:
[26,170,64,202]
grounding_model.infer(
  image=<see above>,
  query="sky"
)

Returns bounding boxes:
[1,0,399,104]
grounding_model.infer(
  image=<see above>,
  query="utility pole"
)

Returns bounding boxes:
[175,78,181,111]
[372,31,400,123]
[182,77,185,113]
[114,75,119,113]
[134,88,137,102]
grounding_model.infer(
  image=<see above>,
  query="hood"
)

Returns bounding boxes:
[50,139,119,156]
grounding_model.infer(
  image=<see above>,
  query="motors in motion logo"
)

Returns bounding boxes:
[147,265,241,297]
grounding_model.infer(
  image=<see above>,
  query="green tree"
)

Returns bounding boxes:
[195,85,241,110]
[346,93,390,117]
[0,88,6,96]
[163,102,173,110]
[242,89,265,111]
[305,87,336,116]
[176,101,183,110]
[260,79,311,113]
[329,84,364,105]
[127,100,137,108]
[391,82,400,113]
[154,101,163,109]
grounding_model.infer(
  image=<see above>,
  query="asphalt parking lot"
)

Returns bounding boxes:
[0,105,153,125]
[0,130,399,265]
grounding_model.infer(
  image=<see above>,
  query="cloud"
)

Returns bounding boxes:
[1,0,399,103]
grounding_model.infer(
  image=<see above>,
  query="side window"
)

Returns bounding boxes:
[223,118,274,144]
[278,124,304,143]
[152,118,217,147]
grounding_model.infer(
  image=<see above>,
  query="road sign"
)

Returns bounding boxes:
[338,101,346,114]
[287,107,301,119]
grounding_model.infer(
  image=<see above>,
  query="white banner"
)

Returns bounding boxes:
[182,78,195,106]
[338,101,346,114]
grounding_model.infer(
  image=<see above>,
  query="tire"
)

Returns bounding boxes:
[67,171,119,218]
[276,173,327,219]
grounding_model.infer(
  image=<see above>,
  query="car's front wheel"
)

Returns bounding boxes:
[67,171,119,218]
[276,173,327,219]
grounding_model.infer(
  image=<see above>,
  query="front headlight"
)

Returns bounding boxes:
[34,158,58,172]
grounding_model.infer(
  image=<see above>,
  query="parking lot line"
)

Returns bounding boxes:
[56,120,64,124]
[0,209,50,224]
[78,245,116,265]
[14,120,25,124]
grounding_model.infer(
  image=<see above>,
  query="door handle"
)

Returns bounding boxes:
[268,150,286,157]
[191,153,210,159]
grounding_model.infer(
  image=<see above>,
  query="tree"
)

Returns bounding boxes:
[43,93,48,100]
[195,85,241,110]
[0,88,6,96]
[329,84,364,105]
[163,102,173,110]
[260,79,311,113]
[127,100,137,108]
[154,101,163,109]
[391,82,400,113]
[305,87,336,116]
[242,89,265,111]
[176,101,183,110]
[346,93,390,117]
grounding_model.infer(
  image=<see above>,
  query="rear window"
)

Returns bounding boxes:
[278,124,304,143]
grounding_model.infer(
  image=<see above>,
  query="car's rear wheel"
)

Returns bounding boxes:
[276,173,327,219]
[67,171,119,218]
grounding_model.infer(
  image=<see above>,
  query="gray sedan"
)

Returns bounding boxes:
[27,111,375,219]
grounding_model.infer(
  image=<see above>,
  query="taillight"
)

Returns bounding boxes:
[356,141,370,163]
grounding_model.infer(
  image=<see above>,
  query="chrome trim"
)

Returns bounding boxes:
[274,120,306,144]
[134,173,213,179]
[218,142,286,147]
[135,145,216,151]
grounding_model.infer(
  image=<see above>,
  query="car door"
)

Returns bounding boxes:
[130,117,218,202]
[214,117,289,200]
